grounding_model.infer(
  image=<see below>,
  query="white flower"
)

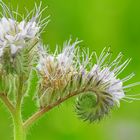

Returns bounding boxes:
[57,39,81,71]
[0,17,39,56]
[82,48,138,107]
[37,40,81,78]
[0,1,49,57]
[89,64,125,106]
[36,40,81,107]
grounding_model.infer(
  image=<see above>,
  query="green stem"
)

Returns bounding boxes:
[13,111,26,140]
[0,93,15,115]
[23,88,97,130]
[13,94,26,140]
[13,75,26,140]
[0,93,26,140]
[23,90,83,130]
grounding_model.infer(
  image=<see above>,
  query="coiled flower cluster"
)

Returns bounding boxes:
[37,42,140,122]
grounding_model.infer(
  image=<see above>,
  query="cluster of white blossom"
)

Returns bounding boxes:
[0,1,48,57]
[0,17,39,56]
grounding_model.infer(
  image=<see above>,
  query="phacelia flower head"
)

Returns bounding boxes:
[76,48,140,122]
[0,1,49,75]
[36,40,81,107]
[0,1,49,56]
[37,41,140,122]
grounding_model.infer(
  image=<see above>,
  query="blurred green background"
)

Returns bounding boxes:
[0,0,140,140]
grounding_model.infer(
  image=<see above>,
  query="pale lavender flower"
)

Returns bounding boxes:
[75,48,140,122]
[0,1,49,56]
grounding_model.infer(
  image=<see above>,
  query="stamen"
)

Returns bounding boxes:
[123,82,140,89]
[113,58,131,76]
[124,96,140,101]
[121,73,135,82]
[121,98,133,103]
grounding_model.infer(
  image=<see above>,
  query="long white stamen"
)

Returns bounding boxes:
[126,93,140,97]
[123,82,140,89]
[115,58,131,76]
[122,73,135,82]
[109,52,123,68]
[113,58,131,76]
[124,96,140,101]
[121,98,133,103]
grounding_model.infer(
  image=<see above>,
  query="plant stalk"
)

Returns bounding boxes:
[13,75,26,140]
[13,111,26,140]
[0,93,15,115]
[23,89,84,130]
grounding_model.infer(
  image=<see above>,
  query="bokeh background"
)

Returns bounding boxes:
[0,0,140,140]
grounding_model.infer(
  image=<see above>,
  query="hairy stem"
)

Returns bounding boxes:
[23,90,83,130]
[13,75,25,140]
[0,93,25,140]
[16,76,24,108]
[13,109,26,140]
[0,93,15,115]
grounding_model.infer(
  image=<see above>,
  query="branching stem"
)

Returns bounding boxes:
[23,90,83,130]
[0,93,15,115]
